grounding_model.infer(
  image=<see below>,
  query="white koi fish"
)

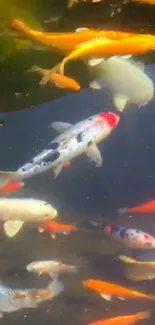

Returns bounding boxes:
[0,198,57,238]
[0,112,119,187]
[88,57,154,112]
[27,260,78,277]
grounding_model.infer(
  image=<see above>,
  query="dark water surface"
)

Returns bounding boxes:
[1,1,155,324]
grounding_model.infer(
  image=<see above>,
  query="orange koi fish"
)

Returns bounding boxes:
[39,220,77,239]
[119,200,155,215]
[0,181,24,195]
[133,0,155,4]
[87,310,150,325]
[27,65,80,91]
[8,19,136,53]
[82,279,155,301]
[59,34,155,75]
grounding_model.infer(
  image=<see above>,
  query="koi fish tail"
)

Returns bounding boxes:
[26,65,40,74]
[137,310,151,320]
[0,171,20,189]
[47,278,64,297]
[117,207,128,214]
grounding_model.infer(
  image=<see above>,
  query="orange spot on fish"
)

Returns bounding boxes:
[64,161,71,167]
[0,181,24,194]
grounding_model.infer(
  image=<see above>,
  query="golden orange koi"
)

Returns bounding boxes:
[59,34,155,74]
[82,279,155,301]
[8,19,136,53]
[27,65,80,91]
[87,310,150,325]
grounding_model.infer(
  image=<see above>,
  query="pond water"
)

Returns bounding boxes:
[1,1,155,325]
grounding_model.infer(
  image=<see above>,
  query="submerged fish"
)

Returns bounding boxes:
[39,220,77,239]
[102,224,155,249]
[133,0,155,4]
[87,310,150,325]
[87,56,154,112]
[8,19,136,53]
[119,200,155,215]
[59,34,155,75]
[0,278,63,318]
[82,279,155,301]
[0,112,119,187]
[0,198,57,238]
[119,255,155,281]
[27,260,78,277]
[27,65,80,91]
[0,181,24,195]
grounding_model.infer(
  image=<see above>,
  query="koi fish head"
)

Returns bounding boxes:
[99,112,120,128]
[82,279,96,290]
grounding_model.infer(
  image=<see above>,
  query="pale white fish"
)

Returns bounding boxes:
[87,56,154,112]
[27,260,78,277]
[0,198,57,238]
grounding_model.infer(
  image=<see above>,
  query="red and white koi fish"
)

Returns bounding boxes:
[0,112,119,187]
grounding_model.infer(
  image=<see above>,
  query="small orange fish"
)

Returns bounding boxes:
[119,200,155,215]
[59,34,155,74]
[82,279,155,301]
[27,65,80,91]
[8,19,136,53]
[133,0,155,4]
[87,310,150,325]
[0,181,24,195]
[39,220,77,239]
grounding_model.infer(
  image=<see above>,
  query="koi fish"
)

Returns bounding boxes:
[119,255,155,281]
[0,112,119,187]
[39,220,77,239]
[133,0,155,4]
[0,278,63,318]
[102,224,155,249]
[27,65,80,91]
[0,181,24,195]
[0,198,57,238]
[8,19,136,53]
[82,279,155,301]
[59,34,155,75]
[87,310,150,325]
[119,200,155,215]
[87,56,154,112]
[27,260,78,277]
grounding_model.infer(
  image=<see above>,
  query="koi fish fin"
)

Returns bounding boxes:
[26,65,39,74]
[118,296,126,300]
[88,58,105,66]
[128,59,145,71]
[75,27,89,32]
[137,310,151,321]
[89,80,102,90]
[51,121,72,133]
[86,143,102,167]
[52,163,64,178]
[47,278,64,297]
[117,207,128,214]
[33,43,47,51]
[100,293,111,301]
[0,313,3,318]
[119,255,136,264]
[67,0,78,8]
[39,75,50,88]
[0,171,19,189]
[50,233,56,239]
[4,220,24,238]
[113,93,128,112]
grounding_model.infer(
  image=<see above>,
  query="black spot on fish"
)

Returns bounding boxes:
[48,141,59,150]
[88,140,93,147]
[76,133,83,143]
[44,151,60,163]
[111,226,121,233]
[29,159,34,164]
[119,229,127,238]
